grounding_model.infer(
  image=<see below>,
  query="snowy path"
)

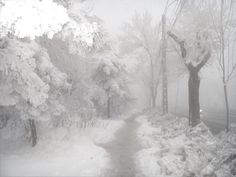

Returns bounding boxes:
[100,114,143,177]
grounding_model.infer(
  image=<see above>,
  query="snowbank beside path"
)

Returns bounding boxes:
[0,118,125,176]
[135,113,236,177]
[0,139,108,176]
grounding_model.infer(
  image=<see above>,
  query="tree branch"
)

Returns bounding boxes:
[196,50,211,71]
[227,63,236,82]
[167,31,187,59]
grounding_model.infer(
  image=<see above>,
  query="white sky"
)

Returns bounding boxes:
[86,0,166,35]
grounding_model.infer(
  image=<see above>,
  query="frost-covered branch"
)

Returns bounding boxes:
[227,63,236,82]
[167,31,187,59]
[0,0,102,55]
[196,50,211,71]
[168,30,211,71]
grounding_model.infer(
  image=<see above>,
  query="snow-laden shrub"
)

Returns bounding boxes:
[201,124,236,177]
[142,114,217,177]
[139,113,236,177]
[182,122,216,177]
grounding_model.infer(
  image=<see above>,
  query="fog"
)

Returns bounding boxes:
[0,0,236,176]
[88,0,236,131]
[87,0,165,35]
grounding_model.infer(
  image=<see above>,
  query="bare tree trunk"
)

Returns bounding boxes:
[107,89,111,118]
[153,94,157,108]
[188,70,200,127]
[220,0,230,132]
[223,83,230,132]
[28,119,37,147]
[161,14,168,114]
[151,92,156,109]
[149,82,156,109]
[149,55,157,110]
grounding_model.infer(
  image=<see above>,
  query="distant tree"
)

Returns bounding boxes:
[119,12,162,109]
[207,0,236,131]
[92,57,131,118]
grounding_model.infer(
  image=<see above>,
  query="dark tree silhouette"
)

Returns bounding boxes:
[168,31,211,127]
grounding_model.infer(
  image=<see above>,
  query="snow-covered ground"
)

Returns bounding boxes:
[135,113,236,177]
[0,118,124,176]
[1,113,235,177]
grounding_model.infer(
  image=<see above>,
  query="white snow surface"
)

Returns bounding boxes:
[135,113,236,177]
[0,118,124,176]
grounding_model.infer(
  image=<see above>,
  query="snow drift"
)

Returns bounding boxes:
[135,113,236,177]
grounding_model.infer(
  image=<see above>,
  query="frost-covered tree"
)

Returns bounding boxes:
[119,12,161,109]
[0,0,102,146]
[0,37,70,146]
[0,0,101,53]
[0,0,68,39]
[40,37,99,121]
[168,0,236,129]
[207,0,236,131]
[167,1,212,127]
[92,57,131,118]
[39,20,106,121]
[168,31,211,127]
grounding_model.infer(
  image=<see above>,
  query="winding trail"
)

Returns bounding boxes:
[101,114,142,177]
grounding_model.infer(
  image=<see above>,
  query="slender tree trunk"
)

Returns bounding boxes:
[188,76,193,126]
[161,15,168,114]
[151,92,156,109]
[150,83,156,109]
[220,0,230,132]
[28,119,37,147]
[223,83,230,132]
[188,70,200,127]
[150,56,156,110]
[107,90,111,118]
[153,94,156,108]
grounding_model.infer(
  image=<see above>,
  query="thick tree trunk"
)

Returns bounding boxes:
[28,119,37,147]
[188,70,200,127]
[223,84,230,132]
